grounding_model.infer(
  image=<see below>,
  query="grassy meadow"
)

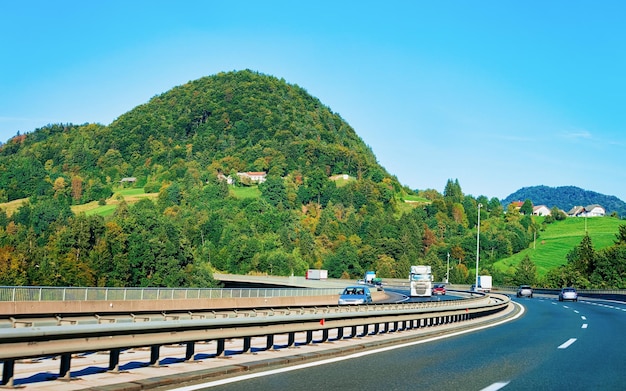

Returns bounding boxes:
[494,216,624,277]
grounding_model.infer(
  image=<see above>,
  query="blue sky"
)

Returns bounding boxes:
[2,1,625,202]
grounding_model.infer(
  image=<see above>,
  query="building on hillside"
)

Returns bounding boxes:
[584,204,606,217]
[329,174,351,181]
[119,177,136,187]
[532,205,551,216]
[217,173,234,185]
[236,171,267,184]
[567,205,605,217]
[567,206,585,217]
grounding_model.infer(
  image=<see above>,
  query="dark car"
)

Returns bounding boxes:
[559,287,578,302]
[516,285,533,298]
[432,284,446,295]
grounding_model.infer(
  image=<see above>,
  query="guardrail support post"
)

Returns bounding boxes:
[185,342,196,361]
[374,323,382,334]
[287,332,295,347]
[266,334,275,350]
[2,359,15,387]
[216,339,225,356]
[321,329,329,342]
[305,330,313,344]
[349,325,357,338]
[150,345,161,366]
[108,348,120,372]
[243,336,252,353]
[336,327,344,340]
[359,324,369,337]
[59,353,72,381]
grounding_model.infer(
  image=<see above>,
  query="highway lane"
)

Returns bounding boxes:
[168,296,626,391]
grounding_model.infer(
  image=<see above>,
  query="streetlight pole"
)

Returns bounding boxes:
[475,203,482,288]
[446,252,450,283]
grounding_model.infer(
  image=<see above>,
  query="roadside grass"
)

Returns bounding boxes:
[494,217,624,277]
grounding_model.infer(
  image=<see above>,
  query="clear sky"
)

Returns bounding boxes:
[2,1,625,202]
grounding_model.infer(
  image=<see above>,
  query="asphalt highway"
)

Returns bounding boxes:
[168,296,626,391]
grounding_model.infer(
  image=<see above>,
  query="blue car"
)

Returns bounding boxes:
[338,286,372,305]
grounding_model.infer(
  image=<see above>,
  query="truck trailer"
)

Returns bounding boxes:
[305,269,328,280]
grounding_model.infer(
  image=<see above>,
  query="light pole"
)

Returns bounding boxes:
[475,203,482,288]
[446,252,450,283]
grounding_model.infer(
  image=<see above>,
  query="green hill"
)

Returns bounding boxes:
[0,69,623,289]
[494,216,623,276]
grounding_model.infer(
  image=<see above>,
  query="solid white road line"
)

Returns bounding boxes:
[558,338,577,349]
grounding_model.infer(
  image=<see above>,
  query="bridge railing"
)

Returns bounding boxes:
[0,286,341,302]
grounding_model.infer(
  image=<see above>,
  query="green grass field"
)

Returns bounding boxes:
[494,216,624,276]
[229,186,261,199]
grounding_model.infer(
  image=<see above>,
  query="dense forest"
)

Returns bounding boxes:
[502,185,626,217]
[0,70,625,289]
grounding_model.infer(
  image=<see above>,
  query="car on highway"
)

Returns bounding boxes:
[516,285,533,298]
[338,286,372,305]
[559,287,578,302]
[432,283,446,295]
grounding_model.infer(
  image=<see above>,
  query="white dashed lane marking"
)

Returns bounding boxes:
[558,338,577,349]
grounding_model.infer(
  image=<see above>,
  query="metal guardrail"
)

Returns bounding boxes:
[0,286,340,302]
[0,294,511,387]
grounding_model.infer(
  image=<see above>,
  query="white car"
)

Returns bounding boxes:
[559,287,578,302]
[516,285,533,298]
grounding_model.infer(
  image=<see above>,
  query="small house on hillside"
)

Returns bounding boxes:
[119,177,136,187]
[584,204,606,217]
[217,173,234,185]
[567,205,605,217]
[532,205,551,216]
[236,171,267,184]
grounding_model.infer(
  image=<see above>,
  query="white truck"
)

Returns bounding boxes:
[364,271,376,284]
[477,275,492,293]
[409,265,433,297]
[305,269,328,280]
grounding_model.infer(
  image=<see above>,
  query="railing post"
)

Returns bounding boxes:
[243,336,252,353]
[266,334,275,350]
[2,359,15,387]
[150,345,161,366]
[59,353,72,381]
[216,339,226,356]
[108,348,121,372]
[287,332,296,347]
[185,342,196,361]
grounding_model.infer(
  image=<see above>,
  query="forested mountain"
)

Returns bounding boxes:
[0,70,624,289]
[502,185,626,217]
[0,70,388,203]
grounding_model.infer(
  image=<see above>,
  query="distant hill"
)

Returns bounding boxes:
[501,185,626,217]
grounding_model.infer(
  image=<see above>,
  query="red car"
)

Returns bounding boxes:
[432,284,446,295]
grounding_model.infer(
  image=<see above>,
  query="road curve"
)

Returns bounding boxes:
[165,296,626,391]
